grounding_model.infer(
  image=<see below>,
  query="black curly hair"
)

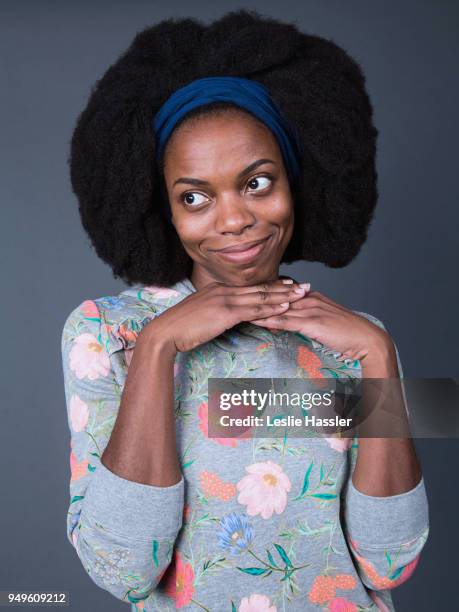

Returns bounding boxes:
[69,9,379,287]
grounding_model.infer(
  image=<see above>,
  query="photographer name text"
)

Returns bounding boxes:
[219,415,353,427]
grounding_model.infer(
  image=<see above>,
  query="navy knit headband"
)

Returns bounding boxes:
[153,76,302,181]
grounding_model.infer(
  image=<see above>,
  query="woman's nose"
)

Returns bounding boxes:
[214,194,257,234]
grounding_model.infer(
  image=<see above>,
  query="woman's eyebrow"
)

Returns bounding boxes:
[172,158,276,187]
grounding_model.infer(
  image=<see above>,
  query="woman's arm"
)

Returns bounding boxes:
[341,318,429,591]
[61,300,183,606]
[352,337,422,495]
[101,324,181,487]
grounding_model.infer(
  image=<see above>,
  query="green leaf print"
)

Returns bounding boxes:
[293,461,314,500]
[126,588,150,604]
[152,540,159,567]
[267,549,280,569]
[242,548,311,586]
[70,495,84,504]
[389,565,404,580]
[280,569,294,582]
[309,493,337,500]
[237,567,270,576]
[202,558,226,573]
[321,367,339,378]
[274,544,293,568]
[293,332,313,345]
[385,550,392,568]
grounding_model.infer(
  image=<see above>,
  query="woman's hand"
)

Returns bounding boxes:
[250,288,393,363]
[139,278,309,354]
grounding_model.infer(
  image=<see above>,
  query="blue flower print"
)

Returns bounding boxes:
[95,297,124,311]
[218,513,253,555]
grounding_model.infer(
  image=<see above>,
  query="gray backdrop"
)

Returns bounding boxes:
[1,0,457,610]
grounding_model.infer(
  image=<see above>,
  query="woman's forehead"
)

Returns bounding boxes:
[164,112,282,174]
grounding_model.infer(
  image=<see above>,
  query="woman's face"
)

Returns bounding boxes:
[162,109,294,290]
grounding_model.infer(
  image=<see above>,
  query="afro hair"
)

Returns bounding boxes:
[69,9,379,287]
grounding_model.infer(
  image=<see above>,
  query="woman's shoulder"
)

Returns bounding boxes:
[61,282,193,354]
[64,283,190,322]
[352,309,387,331]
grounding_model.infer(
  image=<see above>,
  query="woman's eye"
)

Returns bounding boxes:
[247,176,272,192]
[182,192,208,206]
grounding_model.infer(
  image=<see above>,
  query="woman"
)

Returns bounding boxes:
[61,10,429,611]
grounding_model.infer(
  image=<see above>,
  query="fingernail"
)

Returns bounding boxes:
[281,278,294,284]
[280,302,289,307]
[294,287,305,293]
[299,283,311,291]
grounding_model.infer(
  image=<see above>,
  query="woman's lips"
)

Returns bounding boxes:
[214,235,272,264]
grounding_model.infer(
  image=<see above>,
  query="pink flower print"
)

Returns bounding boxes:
[324,437,353,453]
[328,597,358,612]
[80,299,100,319]
[70,450,88,481]
[143,286,181,298]
[308,575,337,605]
[69,333,110,380]
[69,394,89,432]
[375,554,421,589]
[238,593,277,612]
[205,393,255,443]
[117,323,138,346]
[200,471,237,501]
[237,461,291,519]
[198,401,238,447]
[256,342,273,352]
[333,574,357,591]
[163,552,195,608]
[350,539,421,589]
[297,345,324,377]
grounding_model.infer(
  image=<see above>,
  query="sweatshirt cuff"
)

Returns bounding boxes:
[344,475,429,549]
[82,460,184,540]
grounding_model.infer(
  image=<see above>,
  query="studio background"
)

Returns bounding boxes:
[1,1,457,610]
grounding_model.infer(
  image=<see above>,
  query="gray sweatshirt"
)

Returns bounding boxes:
[61,277,429,611]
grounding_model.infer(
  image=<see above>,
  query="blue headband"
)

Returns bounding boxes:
[153,76,303,191]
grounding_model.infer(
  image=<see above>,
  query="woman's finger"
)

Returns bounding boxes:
[227,286,308,307]
[249,304,331,326]
[249,313,306,330]
[220,278,306,295]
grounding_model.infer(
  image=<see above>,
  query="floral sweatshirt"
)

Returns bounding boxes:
[60,277,429,612]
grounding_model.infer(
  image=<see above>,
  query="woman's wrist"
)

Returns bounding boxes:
[137,321,178,361]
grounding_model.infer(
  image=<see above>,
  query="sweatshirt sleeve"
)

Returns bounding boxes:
[60,300,184,606]
[341,313,430,591]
